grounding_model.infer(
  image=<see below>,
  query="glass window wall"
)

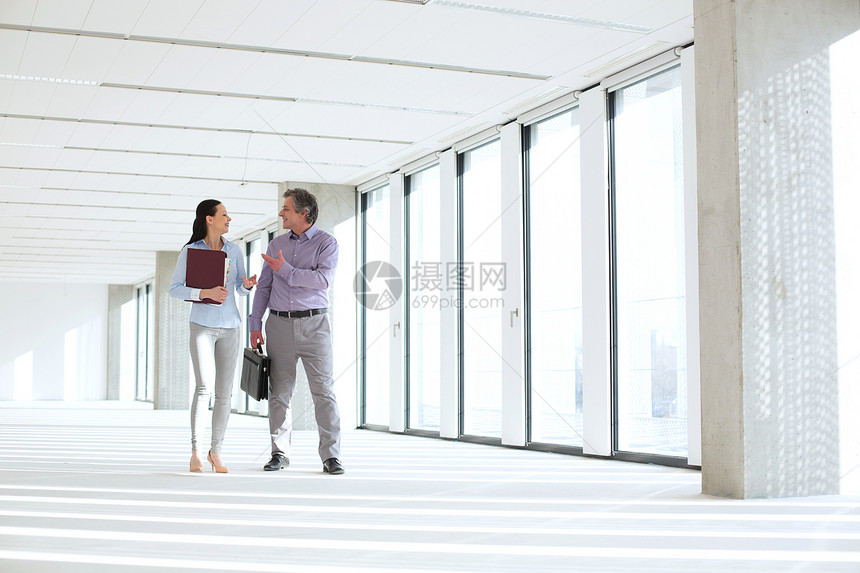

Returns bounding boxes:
[610,65,688,457]
[406,165,442,432]
[460,140,503,439]
[361,185,392,426]
[525,108,583,447]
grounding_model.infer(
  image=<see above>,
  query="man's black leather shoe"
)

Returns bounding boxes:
[264,453,289,471]
[322,457,344,475]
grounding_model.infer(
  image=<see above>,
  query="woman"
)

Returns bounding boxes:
[169,199,257,473]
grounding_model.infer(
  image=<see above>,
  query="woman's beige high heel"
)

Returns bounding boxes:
[207,451,228,473]
[190,452,204,472]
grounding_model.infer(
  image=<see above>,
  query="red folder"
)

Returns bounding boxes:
[185,248,227,304]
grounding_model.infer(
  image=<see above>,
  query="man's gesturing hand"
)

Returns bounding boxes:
[261,250,285,272]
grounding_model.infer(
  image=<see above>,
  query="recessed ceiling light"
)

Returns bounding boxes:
[0,141,62,148]
[0,73,98,86]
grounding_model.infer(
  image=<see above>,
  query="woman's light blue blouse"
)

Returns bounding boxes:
[168,239,250,329]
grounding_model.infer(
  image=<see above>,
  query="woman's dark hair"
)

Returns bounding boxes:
[185,199,222,245]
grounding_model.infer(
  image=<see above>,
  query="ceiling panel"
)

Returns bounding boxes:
[131,0,206,38]
[187,98,257,132]
[104,41,173,85]
[125,126,185,153]
[61,122,115,148]
[179,0,259,43]
[0,0,36,26]
[30,0,91,29]
[16,32,78,79]
[224,100,294,134]
[0,166,45,188]
[318,1,417,55]
[32,120,78,145]
[81,86,136,120]
[0,145,30,165]
[185,49,264,90]
[62,36,126,82]
[269,101,466,143]
[0,202,36,219]
[149,95,209,128]
[21,147,63,169]
[226,0,316,46]
[7,81,57,116]
[0,82,13,111]
[145,44,218,88]
[225,52,297,94]
[82,0,149,34]
[282,136,407,166]
[271,0,375,52]
[44,83,99,118]
[0,29,27,74]
[119,90,180,124]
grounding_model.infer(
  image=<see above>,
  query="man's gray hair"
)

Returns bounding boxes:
[283,188,319,224]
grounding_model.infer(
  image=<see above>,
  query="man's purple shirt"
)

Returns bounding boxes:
[249,224,338,331]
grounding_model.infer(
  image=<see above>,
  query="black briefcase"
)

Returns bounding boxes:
[240,343,269,401]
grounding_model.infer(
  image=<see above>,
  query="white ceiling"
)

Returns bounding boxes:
[0,0,693,284]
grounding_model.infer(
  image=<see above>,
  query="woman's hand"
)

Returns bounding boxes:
[202,286,228,303]
[243,274,258,289]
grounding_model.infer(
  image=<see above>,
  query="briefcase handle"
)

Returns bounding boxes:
[254,342,265,356]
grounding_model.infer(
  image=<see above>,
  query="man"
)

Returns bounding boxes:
[249,188,343,474]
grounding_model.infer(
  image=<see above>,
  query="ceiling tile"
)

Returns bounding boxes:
[17,32,79,79]
[44,84,99,118]
[0,145,29,165]
[34,120,78,146]
[82,86,136,120]
[151,94,208,127]
[0,0,37,26]
[145,44,217,88]
[271,0,376,52]
[63,122,115,149]
[82,0,149,34]
[31,0,91,29]
[184,50,263,91]
[226,0,316,46]
[0,81,15,111]
[119,90,178,123]
[63,36,126,83]
[0,29,28,75]
[131,0,206,38]
[226,52,299,94]
[179,0,260,43]
[7,81,57,116]
[104,41,173,85]
[191,98,256,131]
[318,0,417,55]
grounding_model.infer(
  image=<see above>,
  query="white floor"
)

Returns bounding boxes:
[0,402,858,572]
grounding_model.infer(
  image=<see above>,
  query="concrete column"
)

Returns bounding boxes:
[154,251,191,410]
[275,181,357,431]
[695,0,859,498]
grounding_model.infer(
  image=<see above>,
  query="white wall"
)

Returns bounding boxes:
[0,282,109,400]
